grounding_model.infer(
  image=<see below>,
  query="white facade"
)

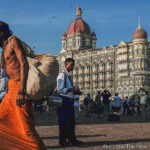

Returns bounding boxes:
[57,8,150,99]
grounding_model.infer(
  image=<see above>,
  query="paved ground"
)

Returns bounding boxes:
[35,110,150,150]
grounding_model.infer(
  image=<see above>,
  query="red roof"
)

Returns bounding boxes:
[67,18,91,35]
[133,27,147,40]
[62,32,67,37]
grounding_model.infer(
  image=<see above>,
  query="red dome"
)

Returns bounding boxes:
[62,32,67,37]
[133,27,147,40]
[67,18,91,35]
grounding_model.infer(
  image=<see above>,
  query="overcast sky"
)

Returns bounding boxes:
[0,0,150,55]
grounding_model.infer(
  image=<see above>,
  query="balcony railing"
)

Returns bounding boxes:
[85,84,90,88]
[98,78,105,81]
[99,84,105,88]
[79,84,84,89]
[106,84,113,87]
[106,77,113,80]
[85,77,90,82]
[80,87,84,90]
[93,84,98,88]
[84,69,90,74]
[92,68,98,73]
[92,76,97,80]
[78,70,84,75]
[118,72,128,77]
[92,79,98,82]
[105,68,112,72]
[78,78,83,82]
[78,80,84,83]
[73,71,77,75]
[98,69,105,73]
[73,78,77,82]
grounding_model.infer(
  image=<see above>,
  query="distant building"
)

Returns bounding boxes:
[56,7,150,100]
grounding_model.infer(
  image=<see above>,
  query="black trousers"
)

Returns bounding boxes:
[123,105,130,116]
[57,96,76,143]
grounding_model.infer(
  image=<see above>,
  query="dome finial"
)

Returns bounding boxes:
[76,6,82,18]
[138,16,141,28]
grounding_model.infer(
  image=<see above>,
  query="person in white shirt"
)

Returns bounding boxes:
[57,58,83,147]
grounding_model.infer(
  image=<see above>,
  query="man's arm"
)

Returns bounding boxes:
[11,36,29,94]
[11,36,29,107]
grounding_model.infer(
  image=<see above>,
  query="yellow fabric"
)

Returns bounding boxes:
[0,78,46,150]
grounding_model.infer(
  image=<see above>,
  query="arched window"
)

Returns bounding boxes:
[123,87,128,95]
[117,88,122,95]
[129,87,134,95]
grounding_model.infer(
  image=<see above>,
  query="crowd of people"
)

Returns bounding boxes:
[32,86,150,125]
[80,88,149,122]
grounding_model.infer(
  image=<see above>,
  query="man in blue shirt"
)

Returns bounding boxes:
[0,68,8,103]
[57,58,83,147]
[113,93,121,108]
[112,93,121,113]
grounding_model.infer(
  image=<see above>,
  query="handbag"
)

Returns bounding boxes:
[47,70,67,108]
[48,95,63,108]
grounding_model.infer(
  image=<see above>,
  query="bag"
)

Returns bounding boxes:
[26,54,59,100]
[8,36,59,100]
[108,113,120,121]
[48,96,62,108]
[47,70,67,108]
[47,82,63,108]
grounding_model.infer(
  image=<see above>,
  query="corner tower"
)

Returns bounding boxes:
[132,17,150,89]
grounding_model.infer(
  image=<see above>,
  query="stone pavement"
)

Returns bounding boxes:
[35,111,150,150]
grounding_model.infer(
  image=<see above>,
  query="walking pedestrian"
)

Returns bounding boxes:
[0,21,46,150]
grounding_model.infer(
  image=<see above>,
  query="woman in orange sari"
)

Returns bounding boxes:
[0,21,46,150]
